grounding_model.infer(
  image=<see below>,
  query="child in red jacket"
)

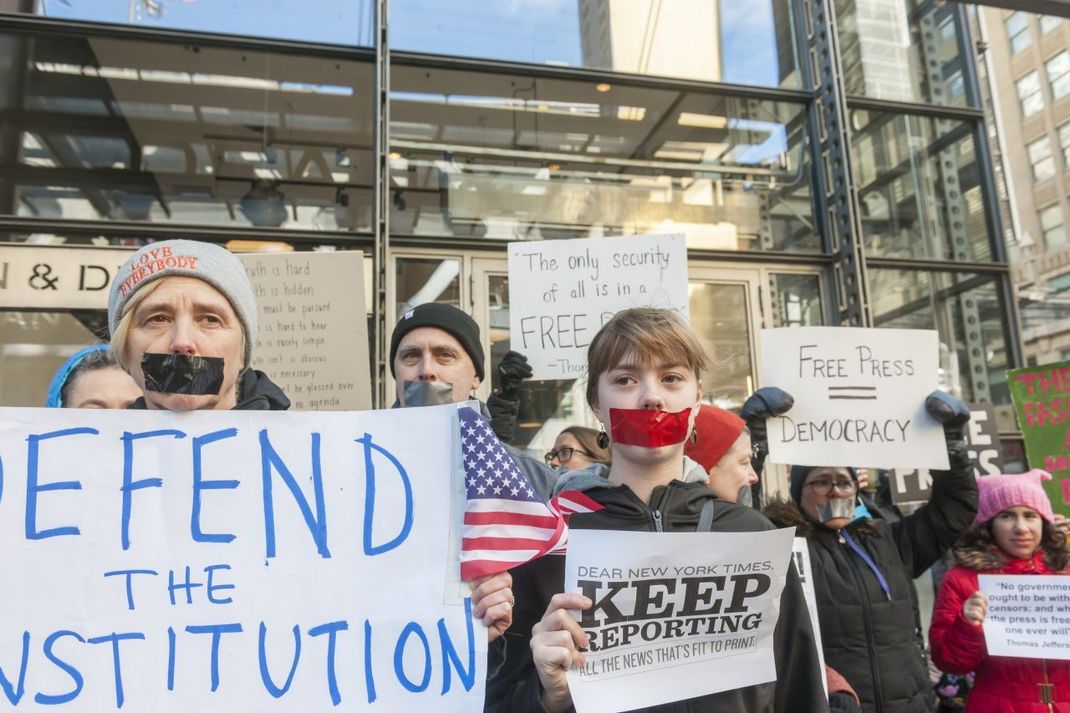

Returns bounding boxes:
[930,470,1070,712]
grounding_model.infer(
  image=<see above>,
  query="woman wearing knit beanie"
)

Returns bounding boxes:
[684,404,758,506]
[930,470,1070,712]
[749,387,978,713]
[107,239,289,411]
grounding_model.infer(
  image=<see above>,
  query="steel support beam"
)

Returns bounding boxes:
[802,0,871,326]
[372,0,389,409]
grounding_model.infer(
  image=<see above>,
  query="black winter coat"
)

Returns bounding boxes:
[129,368,290,411]
[764,456,977,713]
[486,479,828,713]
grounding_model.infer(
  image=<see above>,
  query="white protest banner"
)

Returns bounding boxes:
[0,405,485,711]
[563,527,794,713]
[791,538,826,697]
[508,234,689,381]
[760,327,948,470]
[978,574,1070,660]
[241,251,371,411]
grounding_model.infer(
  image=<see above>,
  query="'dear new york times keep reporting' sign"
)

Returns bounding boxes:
[563,528,794,713]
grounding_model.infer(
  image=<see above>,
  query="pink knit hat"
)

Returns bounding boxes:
[973,469,1056,526]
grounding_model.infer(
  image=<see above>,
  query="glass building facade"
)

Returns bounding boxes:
[0,0,1024,467]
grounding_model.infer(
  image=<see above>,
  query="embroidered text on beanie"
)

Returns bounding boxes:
[108,240,258,366]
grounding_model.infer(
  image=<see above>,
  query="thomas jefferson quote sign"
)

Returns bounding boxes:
[508,234,689,380]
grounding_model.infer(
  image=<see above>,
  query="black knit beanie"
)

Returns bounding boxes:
[389,303,485,380]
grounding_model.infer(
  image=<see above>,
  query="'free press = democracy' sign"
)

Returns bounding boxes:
[760,327,949,470]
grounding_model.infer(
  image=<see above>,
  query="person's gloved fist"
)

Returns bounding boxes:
[828,691,863,713]
[740,387,794,473]
[925,390,971,469]
[497,351,533,400]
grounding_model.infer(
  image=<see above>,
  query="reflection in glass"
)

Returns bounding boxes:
[836,0,973,107]
[770,273,824,327]
[483,274,597,455]
[869,268,1013,430]
[689,282,753,410]
[1,31,373,231]
[31,0,374,46]
[394,257,460,317]
[391,0,799,89]
[850,109,992,261]
[0,311,104,407]
[390,64,816,251]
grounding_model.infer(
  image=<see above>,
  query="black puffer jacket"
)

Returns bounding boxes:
[486,478,828,713]
[129,368,290,411]
[763,456,977,713]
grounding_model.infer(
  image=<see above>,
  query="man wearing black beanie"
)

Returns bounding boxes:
[389,302,555,501]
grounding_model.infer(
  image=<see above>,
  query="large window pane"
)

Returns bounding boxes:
[1047,51,1070,101]
[850,110,993,261]
[391,0,800,89]
[26,0,374,46]
[0,30,374,231]
[1028,137,1056,182]
[869,268,1013,430]
[770,273,824,326]
[390,64,817,252]
[836,0,975,107]
[1017,71,1045,117]
[1006,12,1032,54]
[1040,204,1067,249]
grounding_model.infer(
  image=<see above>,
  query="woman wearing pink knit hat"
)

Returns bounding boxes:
[929,470,1070,712]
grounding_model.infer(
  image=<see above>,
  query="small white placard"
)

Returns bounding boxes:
[760,327,948,470]
[979,574,1070,660]
[508,234,689,381]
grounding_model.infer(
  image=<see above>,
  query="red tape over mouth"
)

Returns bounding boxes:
[609,408,692,447]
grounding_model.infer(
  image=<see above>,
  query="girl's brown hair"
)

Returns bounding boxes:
[559,425,611,464]
[954,518,1070,573]
[585,307,711,408]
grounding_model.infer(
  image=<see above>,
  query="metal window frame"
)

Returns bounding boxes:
[0,0,1028,405]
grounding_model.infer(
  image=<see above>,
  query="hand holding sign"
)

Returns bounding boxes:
[760,328,949,470]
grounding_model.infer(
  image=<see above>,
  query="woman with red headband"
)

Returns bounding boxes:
[485,307,825,713]
[930,470,1070,712]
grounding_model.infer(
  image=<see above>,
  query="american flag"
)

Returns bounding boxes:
[459,407,602,580]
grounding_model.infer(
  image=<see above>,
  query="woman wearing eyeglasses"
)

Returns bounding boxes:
[544,426,610,473]
[757,391,979,713]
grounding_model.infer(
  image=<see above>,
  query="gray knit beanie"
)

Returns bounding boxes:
[108,240,257,366]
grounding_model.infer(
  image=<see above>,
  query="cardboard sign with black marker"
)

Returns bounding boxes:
[889,402,1004,505]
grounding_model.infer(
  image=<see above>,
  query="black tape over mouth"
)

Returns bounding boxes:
[141,353,225,395]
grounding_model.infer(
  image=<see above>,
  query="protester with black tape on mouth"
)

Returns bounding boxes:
[389,301,555,645]
[749,387,977,713]
[45,343,142,410]
[486,307,827,713]
[107,239,289,412]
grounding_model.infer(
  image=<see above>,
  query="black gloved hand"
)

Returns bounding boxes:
[828,691,863,713]
[924,390,971,471]
[496,351,533,400]
[740,386,794,476]
[486,392,520,444]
